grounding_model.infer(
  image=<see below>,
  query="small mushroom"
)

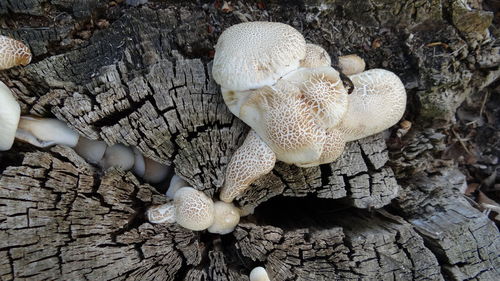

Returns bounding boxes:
[220,130,275,203]
[143,157,171,183]
[250,267,271,281]
[212,21,306,91]
[132,147,146,177]
[166,174,189,198]
[207,201,241,234]
[99,144,135,171]
[74,137,108,164]
[0,35,32,70]
[174,187,215,231]
[338,54,366,75]
[146,202,175,224]
[15,116,80,148]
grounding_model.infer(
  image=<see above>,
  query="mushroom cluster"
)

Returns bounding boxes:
[212,22,407,203]
[0,35,170,184]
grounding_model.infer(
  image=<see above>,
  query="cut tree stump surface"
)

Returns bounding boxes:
[0,0,499,280]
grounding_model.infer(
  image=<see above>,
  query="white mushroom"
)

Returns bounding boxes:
[250,267,271,281]
[0,81,20,151]
[74,137,108,164]
[337,69,407,141]
[99,144,135,171]
[15,116,80,148]
[207,201,241,235]
[300,43,331,68]
[146,203,175,224]
[174,187,215,231]
[213,21,306,91]
[0,35,31,70]
[338,54,366,75]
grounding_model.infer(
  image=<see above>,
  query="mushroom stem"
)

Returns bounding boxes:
[15,116,80,148]
[220,130,276,203]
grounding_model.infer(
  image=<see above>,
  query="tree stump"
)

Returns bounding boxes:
[0,1,498,280]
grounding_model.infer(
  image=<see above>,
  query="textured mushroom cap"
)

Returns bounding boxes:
[99,144,135,171]
[239,80,325,165]
[143,157,171,183]
[207,201,241,234]
[0,35,32,70]
[146,203,176,224]
[249,267,271,281]
[16,116,79,148]
[212,21,306,91]
[74,137,108,164]
[220,130,276,203]
[166,174,189,198]
[338,69,407,141]
[300,43,331,68]
[297,127,346,168]
[338,54,366,75]
[283,66,348,129]
[0,81,20,151]
[132,147,146,177]
[174,187,215,231]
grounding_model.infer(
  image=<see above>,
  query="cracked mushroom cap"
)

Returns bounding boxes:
[0,35,32,70]
[207,201,241,235]
[212,21,306,91]
[15,116,80,148]
[239,80,326,166]
[282,66,348,129]
[338,68,407,141]
[174,187,215,231]
[0,81,20,151]
[250,267,271,281]
[146,202,176,224]
[300,43,331,68]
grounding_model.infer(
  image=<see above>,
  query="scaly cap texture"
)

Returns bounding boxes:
[0,81,20,151]
[220,130,275,203]
[212,21,306,91]
[338,69,407,141]
[0,35,31,70]
[147,203,176,224]
[300,43,331,68]
[174,187,214,231]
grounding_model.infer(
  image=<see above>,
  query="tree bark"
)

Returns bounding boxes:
[0,0,498,280]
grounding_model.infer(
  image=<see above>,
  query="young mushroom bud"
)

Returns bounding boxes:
[174,187,215,231]
[99,144,135,171]
[166,174,189,198]
[213,21,306,91]
[338,54,366,76]
[15,116,80,148]
[300,43,331,68]
[146,202,176,224]
[207,201,241,235]
[75,137,108,164]
[250,267,271,281]
[0,81,20,151]
[0,35,32,70]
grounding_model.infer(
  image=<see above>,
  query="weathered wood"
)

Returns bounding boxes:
[0,0,499,280]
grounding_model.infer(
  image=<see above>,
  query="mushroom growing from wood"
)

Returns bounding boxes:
[212,22,407,203]
[0,35,31,70]
[250,267,271,281]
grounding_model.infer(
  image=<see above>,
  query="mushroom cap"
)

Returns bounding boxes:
[166,174,189,198]
[0,81,20,151]
[0,35,32,70]
[338,54,366,76]
[239,80,325,165]
[207,201,241,234]
[143,157,171,183]
[146,203,176,224]
[15,116,79,148]
[249,267,271,281]
[212,21,306,91]
[300,43,331,68]
[296,127,346,168]
[174,187,215,231]
[74,137,107,164]
[282,66,348,129]
[99,144,135,171]
[338,69,407,141]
